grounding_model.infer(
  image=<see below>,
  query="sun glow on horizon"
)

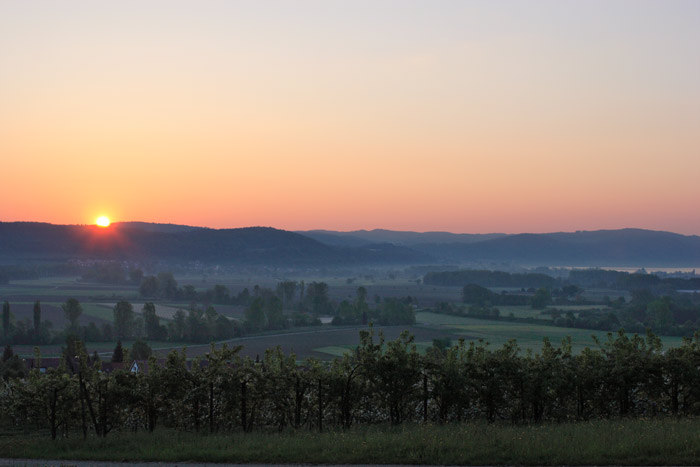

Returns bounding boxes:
[96,216,111,228]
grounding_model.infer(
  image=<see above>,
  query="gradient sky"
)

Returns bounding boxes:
[1,1,699,234]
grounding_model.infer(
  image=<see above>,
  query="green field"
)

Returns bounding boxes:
[2,419,700,465]
[416,311,685,353]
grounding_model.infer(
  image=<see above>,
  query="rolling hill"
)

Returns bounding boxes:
[0,222,430,266]
[1,223,699,267]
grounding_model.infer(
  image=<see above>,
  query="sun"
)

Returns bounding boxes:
[96,216,111,227]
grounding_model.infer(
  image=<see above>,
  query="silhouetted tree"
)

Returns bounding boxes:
[62,298,82,330]
[2,301,9,339]
[131,339,152,360]
[113,301,134,339]
[111,340,124,363]
[33,300,41,334]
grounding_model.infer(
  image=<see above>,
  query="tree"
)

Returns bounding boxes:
[113,301,134,339]
[305,282,332,315]
[212,285,230,304]
[131,339,152,360]
[62,298,82,330]
[139,276,159,297]
[531,288,552,309]
[462,284,494,305]
[277,281,297,308]
[33,300,41,334]
[129,268,144,285]
[265,296,286,330]
[185,309,207,342]
[2,344,13,362]
[112,340,124,363]
[646,299,673,330]
[245,297,267,331]
[157,272,179,299]
[143,302,162,340]
[2,301,9,339]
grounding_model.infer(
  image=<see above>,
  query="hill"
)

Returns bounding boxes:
[0,222,431,266]
[410,229,700,266]
[299,229,505,246]
[2,223,699,267]
[303,228,700,267]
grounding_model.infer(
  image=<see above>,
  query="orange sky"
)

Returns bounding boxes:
[1,1,699,234]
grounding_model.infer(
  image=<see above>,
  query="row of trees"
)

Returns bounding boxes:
[2,288,415,347]
[0,298,240,345]
[4,329,700,439]
[138,275,336,316]
[2,301,53,345]
[458,282,700,337]
[426,268,700,295]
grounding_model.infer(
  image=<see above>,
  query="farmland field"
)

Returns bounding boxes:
[2,274,678,361]
[160,324,457,360]
[415,311,685,353]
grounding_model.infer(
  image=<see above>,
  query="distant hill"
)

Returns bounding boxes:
[409,229,700,266]
[299,229,506,246]
[112,221,204,234]
[1,223,699,267]
[301,228,700,267]
[0,222,431,266]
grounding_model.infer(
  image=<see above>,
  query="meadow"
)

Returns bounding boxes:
[415,311,686,353]
[2,420,700,465]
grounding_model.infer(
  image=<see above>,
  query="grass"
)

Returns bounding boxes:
[416,311,686,353]
[2,419,700,464]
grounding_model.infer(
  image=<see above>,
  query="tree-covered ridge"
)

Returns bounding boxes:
[3,329,700,439]
[0,222,429,265]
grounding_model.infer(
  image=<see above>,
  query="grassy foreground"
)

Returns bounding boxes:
[2,419,700,465]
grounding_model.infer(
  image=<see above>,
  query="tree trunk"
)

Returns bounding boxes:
[423,374,428,423]
[209,382,215,433]
[240,380,247,432]
[80,396,87,439]
[50,388,57,440]
[318,378,323,432]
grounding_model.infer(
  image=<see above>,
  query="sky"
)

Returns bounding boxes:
[1,1,699,234]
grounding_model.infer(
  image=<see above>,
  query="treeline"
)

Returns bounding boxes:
[424,270,558,288]
[4,329,700,439]
[137,275,415,328]
[1,301,53,345]
[456,283,700,337]
[1,287,415,346]
[461,284,583,309]
[425,268,700,293]
[568,269,700,292]
[137,275,335,315]
[0,299,239,346]
[80,263,143,285]
[0,264,82,285]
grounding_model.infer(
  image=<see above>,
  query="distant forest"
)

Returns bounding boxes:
[424,268,700,291]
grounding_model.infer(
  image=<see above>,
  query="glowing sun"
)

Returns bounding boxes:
[96,216,111,227]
